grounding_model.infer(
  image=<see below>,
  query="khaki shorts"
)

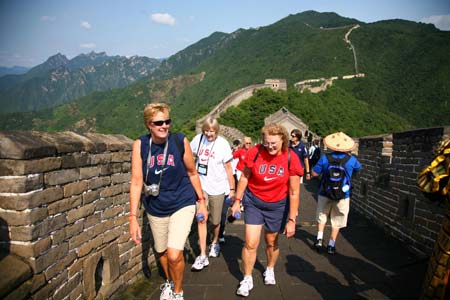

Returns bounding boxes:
[147,205,196,253]
[196,192,225,225]
[316,195,350,229]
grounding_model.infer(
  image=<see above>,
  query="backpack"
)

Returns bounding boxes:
[322,153,351,201]
[417,138,450,203]
[310,146,321,167]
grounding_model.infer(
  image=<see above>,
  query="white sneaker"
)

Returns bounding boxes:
[263,268,276,285]
[208,242,220,257]
[159,280,173,300]
[236,276,253,297]
[173,292,184,300]
[191,255,209,271]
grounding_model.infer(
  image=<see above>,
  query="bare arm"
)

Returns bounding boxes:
[223,160,236,197]
[231,166,250,215]
[285,175,300,238]
[129,139,143,245]
[183,137,207,221]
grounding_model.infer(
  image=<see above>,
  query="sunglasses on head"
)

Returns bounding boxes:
[152,118,172,126]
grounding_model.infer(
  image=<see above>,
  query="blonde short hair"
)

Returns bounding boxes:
[143,103,170,125]
[201,117,220,133]
[261,123,289,151]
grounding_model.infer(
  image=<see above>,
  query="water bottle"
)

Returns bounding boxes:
[227,211,241,223]
[342,184,350,193]
[225,195,231,204]
[196,213,204,222]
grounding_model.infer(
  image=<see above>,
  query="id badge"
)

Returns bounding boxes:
[198,163,208,175]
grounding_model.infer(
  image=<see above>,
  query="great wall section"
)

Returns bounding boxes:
[1,24,449,300]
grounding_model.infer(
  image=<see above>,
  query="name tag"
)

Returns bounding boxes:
[198,163,208,175]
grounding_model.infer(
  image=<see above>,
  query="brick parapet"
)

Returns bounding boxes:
[351,126,450,256]
[0,131,151,300]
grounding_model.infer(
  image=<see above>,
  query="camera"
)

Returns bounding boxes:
[143,183,160,197]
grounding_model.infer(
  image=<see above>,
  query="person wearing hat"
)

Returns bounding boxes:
[311,132,361,254]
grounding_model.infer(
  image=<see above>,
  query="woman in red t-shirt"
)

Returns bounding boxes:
[233,136,252,181]
[231,123,303,297]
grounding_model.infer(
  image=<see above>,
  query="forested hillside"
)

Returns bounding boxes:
[0,11,448,139]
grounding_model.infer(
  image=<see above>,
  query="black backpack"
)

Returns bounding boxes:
[310,146,321,167]
[322,154,351,200]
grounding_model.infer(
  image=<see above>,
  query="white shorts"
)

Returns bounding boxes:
[147,205,196,253]
[316,195,350,229]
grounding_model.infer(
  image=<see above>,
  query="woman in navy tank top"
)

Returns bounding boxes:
[129,103,206,300]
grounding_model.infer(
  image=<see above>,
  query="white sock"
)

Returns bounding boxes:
[266,266,274,271]
[244,275,253,282]
[328,239,336,247]
[317,231,323,240]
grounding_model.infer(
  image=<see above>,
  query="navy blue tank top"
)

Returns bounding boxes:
[140,132,196,216]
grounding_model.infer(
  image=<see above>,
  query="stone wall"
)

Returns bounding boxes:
[351,126,450,256]
[0,131,153,300]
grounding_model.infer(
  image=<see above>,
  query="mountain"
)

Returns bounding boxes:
[0,66,29,77]
[0,11,449,139]
[0,52,161,113]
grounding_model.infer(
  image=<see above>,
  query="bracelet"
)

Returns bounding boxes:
[197,197,205,202]
[230,188,235,191]
[306,171,310,174]
[288,218,296,223]
[129,213,138,218]
[235,198,241,202]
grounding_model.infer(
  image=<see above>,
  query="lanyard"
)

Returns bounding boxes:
[145,137,169,186]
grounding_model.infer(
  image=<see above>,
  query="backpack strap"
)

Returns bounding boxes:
[254,144,291,170]
[253,144,264,162]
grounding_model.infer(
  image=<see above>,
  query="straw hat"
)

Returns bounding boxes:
[323,132,355,152]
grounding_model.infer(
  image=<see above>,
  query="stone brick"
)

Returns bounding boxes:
[84,212,101,229]
[30,242,69,273]
[95,197,114,211]
[40,214,67,237]
[103,227,122,244]
[100,185,122,198]
[31,270,68,300]
[112,193,129,206]
[68,283,84,300]
[52,272,82,300]
[0,174,43,193]
[79,166,101,180]
[0,254,32,299]
[111,172,130,184]
[0,157,61,176]
[63,180,89,197]
[66,203,95,224]
[122,162,131,172]
[2,278,33,300]
[51,227,66,244]
[0,131,56,160]
[100,163,122,175]
[68,257,83,277]
[45,169,79,186]
[78,235,102,257]
[88,176,111,190]
[90,153,111,165]
[44,250,77,281]
[65,220,83,240]
[0,207,48,226]
[30,273,46,293]
[61,152,90,168]
[82,189,100,205]
[84,133,132,152]
[9,236,51,258]
[48,195,82,215]
[111,151,131,163]
[103,206,123,220]
[0,187,64,211]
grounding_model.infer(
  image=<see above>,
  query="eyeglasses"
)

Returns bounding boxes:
[291,135,296,138]
[152,119,172,126]
[245,143,251,145]
[263,141,280,147]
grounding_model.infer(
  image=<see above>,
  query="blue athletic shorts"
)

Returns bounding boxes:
[242,189,289,233]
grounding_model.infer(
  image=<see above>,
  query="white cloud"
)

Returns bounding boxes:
[80,43,96,49]
[151,13,176,26]
[421,14,450,31]
[40,16,56,22]
[80,21,92,30]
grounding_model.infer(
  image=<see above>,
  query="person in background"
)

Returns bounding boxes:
[231,123,303,297]
[190,117,235,271]
[218,139,243,244]
[233,136,253,181]
[129,103,206,300]
[290,129,310,183]
[308,139,321,168]
[311,132,361,255]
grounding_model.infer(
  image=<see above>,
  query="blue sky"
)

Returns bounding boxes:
[0,0,449,68]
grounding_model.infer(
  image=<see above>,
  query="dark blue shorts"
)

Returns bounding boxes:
[243,189,289,233]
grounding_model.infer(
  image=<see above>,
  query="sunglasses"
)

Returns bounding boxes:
[152,119,172,126]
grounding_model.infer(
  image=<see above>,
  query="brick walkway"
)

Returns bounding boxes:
[120,179,428,300]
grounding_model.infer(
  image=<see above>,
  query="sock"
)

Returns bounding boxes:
[266,266,274,271]
[317,231,323,240]
[328,239,336,247]
[244,275,253,282]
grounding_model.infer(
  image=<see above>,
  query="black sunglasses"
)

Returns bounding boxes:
[152,119,172,126]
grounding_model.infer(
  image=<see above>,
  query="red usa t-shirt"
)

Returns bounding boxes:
[233,147,249,171]
[245,144,304,202]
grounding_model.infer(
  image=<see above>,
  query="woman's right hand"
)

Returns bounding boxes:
[129,217,142,245]
[231,199,242,216]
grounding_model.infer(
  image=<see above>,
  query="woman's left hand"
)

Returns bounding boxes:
[284,220,296,238]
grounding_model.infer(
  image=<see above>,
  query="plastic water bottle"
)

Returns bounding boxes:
[196,213,204,222]
[342,184,350,193]
[225,195,231,204]
[227,212,241,223]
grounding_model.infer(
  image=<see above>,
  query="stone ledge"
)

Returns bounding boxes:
[0,131,133,159]
[0,253,32,298]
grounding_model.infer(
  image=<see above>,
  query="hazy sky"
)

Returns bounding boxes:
[1,0,449,67]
